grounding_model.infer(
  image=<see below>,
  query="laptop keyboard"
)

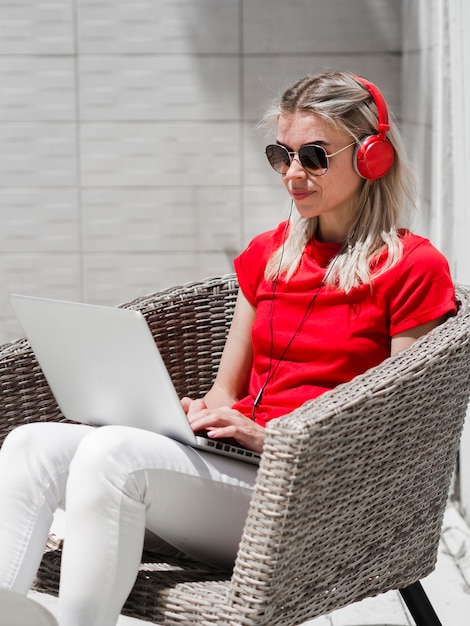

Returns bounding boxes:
[195,433,261,465]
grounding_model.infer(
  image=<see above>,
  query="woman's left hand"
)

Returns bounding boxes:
[188,407,265,454]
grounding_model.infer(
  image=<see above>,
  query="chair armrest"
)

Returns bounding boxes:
[0,337,62,448]
[227,284,470,625]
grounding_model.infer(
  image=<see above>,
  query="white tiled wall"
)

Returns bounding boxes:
[402,0,470,527]
[402,0,470,530]
[400,0,435,236]
[0,0,402,343]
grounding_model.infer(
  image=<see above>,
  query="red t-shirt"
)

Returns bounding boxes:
[232,223,457,427]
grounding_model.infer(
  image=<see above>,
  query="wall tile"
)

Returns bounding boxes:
[404,120,433,205]
[243,0,401,54]
[80,122,240,187]
[401,49,433,126]
[0,1,75,54]
[1,250,81,343]
[0,123,77,187]
[81,187,242,252]
[0,252,81,320]
[0,315,27,345]
[79,55,239,121]
[0,188,79,252]
[242,186,292,246]
[244,55,402,122]
[402,0,434,53]
[0,56,76,122]
[244,121,292,187]
[78,0,239,54]
[83,252,233,306]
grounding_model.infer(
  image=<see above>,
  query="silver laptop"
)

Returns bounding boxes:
[10,294,260,465]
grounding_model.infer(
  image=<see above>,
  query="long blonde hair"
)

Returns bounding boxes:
[262,72,416,292]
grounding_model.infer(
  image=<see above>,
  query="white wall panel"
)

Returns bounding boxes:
[243,0,401,54]
[79,56,240,122]
[401,0,434,232]
[78,0,239,54]
[400,44,434,125]
[0,123,77,187]
[0,1,75,54]
[0,253,80,301]
[0,252,80,342]
[0,189,79,252]
[80,122,240,187]
[446,0,470,525]
[0,57,76,122]
[402,0,470,525]
[81,188,242,252]
[83,252,233,306]
[242,186,292,244]
[244,55,401,123]
[0,0,402,342]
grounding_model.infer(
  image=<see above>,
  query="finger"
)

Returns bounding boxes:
[206,425,237,439]
[186,398,208,418]
[180,397,193,412]
[187,411,215,431]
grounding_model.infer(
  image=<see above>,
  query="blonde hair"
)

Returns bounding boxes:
[262,72,416,292]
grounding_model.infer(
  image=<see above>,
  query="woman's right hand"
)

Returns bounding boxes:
[181,397,208,417]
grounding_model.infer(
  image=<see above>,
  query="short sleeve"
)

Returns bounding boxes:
[234,223,288,306]
[387,236,456,335]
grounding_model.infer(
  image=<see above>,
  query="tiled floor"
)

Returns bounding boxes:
[29,503,470,626]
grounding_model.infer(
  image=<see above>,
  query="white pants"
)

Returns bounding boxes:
[0,423,257,626]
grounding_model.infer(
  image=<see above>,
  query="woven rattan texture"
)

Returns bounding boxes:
[0,274,238,446]
[1,276,469,625]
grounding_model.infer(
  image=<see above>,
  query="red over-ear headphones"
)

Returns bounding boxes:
[353,75,395,181]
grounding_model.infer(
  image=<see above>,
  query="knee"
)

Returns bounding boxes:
[69,426,137,482]
[68,426,148,503]
[1,423,52,462]
[0,424,70,504]
[1,422,91,482]
[71,425,128,461]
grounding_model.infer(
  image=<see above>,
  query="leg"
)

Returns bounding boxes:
[399,581,443,626]
[0,422,94,593]
[58,425,257,626]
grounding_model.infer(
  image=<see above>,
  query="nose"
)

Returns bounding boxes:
[284,154,307,179]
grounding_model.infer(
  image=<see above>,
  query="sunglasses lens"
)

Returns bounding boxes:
[265,145,290,173]
[265,144,329,175]
[298,145,328,173]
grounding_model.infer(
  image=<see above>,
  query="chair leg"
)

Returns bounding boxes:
[399,581,442,626]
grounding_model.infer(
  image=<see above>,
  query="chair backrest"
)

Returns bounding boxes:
[122,274,239,399]
[223,284,470,625]
[0,275,239,449]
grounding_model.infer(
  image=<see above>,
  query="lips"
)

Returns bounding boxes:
[291,189,312,201]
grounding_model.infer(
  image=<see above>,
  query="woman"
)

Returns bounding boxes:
[0,72,456,626]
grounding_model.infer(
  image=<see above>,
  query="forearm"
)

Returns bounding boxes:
[182,289,254,422]
[203,290,254,410]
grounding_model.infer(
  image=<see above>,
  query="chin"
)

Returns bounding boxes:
[294,204,320,219]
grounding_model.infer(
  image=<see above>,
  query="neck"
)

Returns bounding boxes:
[315,220,348,244]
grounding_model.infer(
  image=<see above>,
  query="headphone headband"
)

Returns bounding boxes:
[353,75,390,136]
[351,75,395,180]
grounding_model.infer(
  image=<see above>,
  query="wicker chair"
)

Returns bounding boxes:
[1,274,469,626]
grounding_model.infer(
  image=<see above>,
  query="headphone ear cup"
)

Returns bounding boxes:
[354,135,395,180]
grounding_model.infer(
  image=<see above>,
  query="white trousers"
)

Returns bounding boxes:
[0,423,257,626]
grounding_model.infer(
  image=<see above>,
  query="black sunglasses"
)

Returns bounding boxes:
[265,142,355,176]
